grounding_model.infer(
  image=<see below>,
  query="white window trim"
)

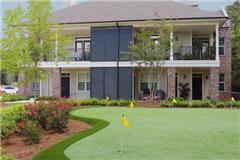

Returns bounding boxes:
[76,71,90,92]
[219,37,225,56]
[219,73,225,92]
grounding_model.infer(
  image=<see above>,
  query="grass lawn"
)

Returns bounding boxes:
[65,107,240,160]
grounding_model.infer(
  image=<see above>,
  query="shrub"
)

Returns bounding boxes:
[175,101,189,108]
[0,105,26,139]
[160,101,172,108]
[80,98,100,106]
[98,99,108,106]
[24,121,41,145]
[216,101,225,108]
[118,100,129,106]
[2,93,28,102]
[64,99,81,107]
[190,101,201,108]
[0,120,18,139]
[36,96,56,101]
[24,101,72,133]
[167,97,185,101]
[109,100,119,106]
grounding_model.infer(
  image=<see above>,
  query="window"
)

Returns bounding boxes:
[77,72,90,91]
[219,37,225,55]
[75,38,91,59]
[219,73,225,91]
[139,72,157,91]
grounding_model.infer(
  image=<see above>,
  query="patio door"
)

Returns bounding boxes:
[61,73,70,98]
[192,73,202,100]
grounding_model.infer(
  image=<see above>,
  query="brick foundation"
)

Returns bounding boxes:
[51,68,61,97]
[167,67,176,98]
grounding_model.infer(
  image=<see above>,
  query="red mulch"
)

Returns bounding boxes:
[1,120,91,160]
[136,101,161,108]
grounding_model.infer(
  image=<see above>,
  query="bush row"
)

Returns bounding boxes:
[160,100,240,108]
[37,97,131,107]
[2,93,29,102]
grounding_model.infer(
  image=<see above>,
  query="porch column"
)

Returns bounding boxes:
[167,67,176,98]
[215,23,219,61]
[55,31,58,61]
[18,72,32,96]
[52,68,61,97]
[170,31,174,61]
[209,67,219,100]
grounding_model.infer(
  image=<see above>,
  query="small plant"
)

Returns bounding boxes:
[24,121,41,145]
[160,101,172,108]
[182,53,192,60]
[178,82,190,100]
[216,101,225,108]
[36,96,56,101]
[118,100,129,106]
[109,100,119,106]
[175,101,189,108]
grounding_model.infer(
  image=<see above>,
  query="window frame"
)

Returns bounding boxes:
[219,37,225,56]
[77,71,90,92]
[219,73,225,92]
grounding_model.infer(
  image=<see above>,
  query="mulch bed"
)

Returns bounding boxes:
[1,120,91,160]
[136,101,161,108]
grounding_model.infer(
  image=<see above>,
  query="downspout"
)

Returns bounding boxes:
[116,22,120,100]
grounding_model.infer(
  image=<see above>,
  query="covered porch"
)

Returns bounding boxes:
[134,67,217,100]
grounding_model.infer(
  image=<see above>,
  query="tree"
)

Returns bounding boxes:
[130,20,178,101]
[0,0,69,100]
[226,1,240,92]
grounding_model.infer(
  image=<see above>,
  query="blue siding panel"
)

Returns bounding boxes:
[91,68,104,99]
[119,68,132,100]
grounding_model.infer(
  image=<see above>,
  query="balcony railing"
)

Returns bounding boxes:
[58,48,90,61]
[173,46,215,60]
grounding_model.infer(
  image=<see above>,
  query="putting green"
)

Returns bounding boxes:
[65,108,240,160]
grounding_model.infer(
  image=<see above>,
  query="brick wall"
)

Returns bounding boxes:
[51,68,61,97]
[219,25,232,100]
[167,67,176,98]
[209,67,219,100]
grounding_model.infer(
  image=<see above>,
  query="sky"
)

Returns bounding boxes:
[0,0,235,37]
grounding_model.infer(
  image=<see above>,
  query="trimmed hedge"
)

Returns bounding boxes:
[2,93,29,102]
[160,99,240,108]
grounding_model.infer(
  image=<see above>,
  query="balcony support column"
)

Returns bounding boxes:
[55,31,58,61]
[170,31,174,61]
[215,23,219,61]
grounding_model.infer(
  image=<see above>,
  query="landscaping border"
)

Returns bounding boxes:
[33,111,109,160]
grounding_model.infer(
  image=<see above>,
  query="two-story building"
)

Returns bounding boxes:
[20,1,231,100]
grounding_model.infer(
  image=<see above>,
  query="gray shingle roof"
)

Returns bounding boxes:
[50,1,227,24]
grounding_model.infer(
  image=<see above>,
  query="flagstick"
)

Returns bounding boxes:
[231,101,232,109]
[120,122,123,153]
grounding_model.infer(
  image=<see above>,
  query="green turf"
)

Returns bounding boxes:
[65,107,240,160]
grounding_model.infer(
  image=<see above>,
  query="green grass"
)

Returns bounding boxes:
[33,107,240,160]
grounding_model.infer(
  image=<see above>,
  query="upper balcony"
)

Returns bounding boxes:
[41,22,221,68]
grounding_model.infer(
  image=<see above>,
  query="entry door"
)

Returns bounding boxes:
[192,73,202,100]
[61,73,70,97]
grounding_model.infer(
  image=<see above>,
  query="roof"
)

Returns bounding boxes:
[50,0,227,24]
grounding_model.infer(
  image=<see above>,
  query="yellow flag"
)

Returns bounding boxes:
[231,97,235,102]
[121,115,130,128]
[129,101,135,108]
[172,98,177,104]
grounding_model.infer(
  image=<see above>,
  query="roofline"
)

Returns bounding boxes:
[57,17,228,25]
